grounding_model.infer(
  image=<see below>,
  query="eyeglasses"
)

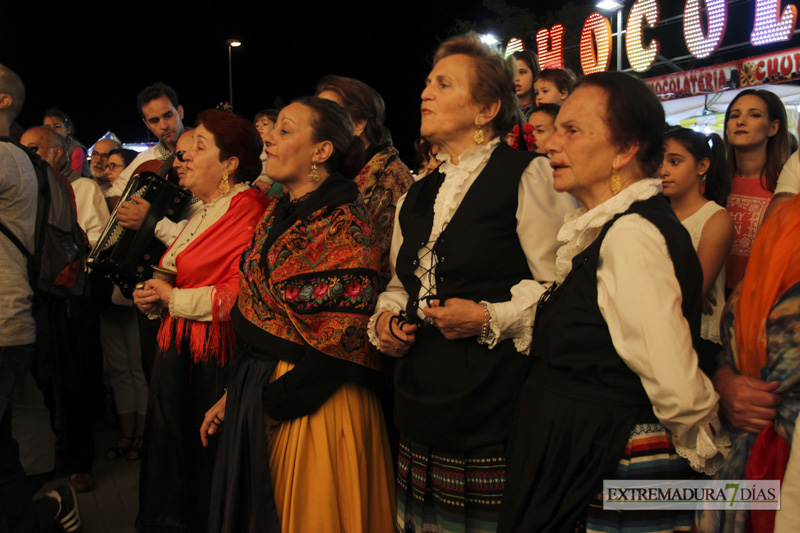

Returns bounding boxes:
[104,162,126,171]
[176,150,187,162]
[91,151,112,159]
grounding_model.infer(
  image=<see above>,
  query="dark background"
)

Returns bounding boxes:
[2,1,497,164]
[3,0,799,164]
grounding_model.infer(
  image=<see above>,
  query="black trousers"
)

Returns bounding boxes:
[0,343,58,533]
[34,297,97,475]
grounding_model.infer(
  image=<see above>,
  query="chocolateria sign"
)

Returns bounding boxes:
[645,47,800,100]
[536,0,799,90]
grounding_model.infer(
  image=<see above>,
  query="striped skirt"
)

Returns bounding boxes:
[585,423,696,533]
[396,438,506,533]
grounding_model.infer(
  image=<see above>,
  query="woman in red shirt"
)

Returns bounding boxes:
[723,89,790,290]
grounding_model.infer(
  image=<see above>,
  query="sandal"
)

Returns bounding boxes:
[106,436,133,460]
[127,435,144,461]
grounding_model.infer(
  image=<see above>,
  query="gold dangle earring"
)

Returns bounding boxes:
[309,161,320,182]
[473,120,485,145]
[218,173,230,195]
[610,168,621,196]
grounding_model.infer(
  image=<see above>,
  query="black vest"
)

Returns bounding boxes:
[393,144,544,451]
[396,143,538,319]
[531,194,702,413]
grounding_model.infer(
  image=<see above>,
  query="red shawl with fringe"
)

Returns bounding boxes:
[157,187,269,365]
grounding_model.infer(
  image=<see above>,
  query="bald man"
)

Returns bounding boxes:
[1,62,82,532]
[19,125,107,494]
[20,126,109,249]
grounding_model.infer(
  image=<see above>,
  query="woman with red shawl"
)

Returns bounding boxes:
[132,109,268,532]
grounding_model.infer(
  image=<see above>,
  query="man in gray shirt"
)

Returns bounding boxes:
[0,63,80,533]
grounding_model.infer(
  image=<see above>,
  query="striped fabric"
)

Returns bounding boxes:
[397,439,506,533]
[586,423,695,533]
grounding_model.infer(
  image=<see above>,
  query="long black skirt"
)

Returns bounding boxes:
[208,353,280,533]
[137,341,228,532]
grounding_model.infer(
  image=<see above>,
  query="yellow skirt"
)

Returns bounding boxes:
[267,360,396,533]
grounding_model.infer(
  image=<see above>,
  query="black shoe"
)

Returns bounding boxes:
[46,484,81,532]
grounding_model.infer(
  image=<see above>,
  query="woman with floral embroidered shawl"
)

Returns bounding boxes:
[315,74,414,290]
[698,194,800,533]
[132,109,268,532]
[203,97,395,533]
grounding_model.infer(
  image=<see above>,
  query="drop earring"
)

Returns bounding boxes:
[473,120,485,145]
[309,161,320,182]
[610,168,621,196]
[218,173,230,195]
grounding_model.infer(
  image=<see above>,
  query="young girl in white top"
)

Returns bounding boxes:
[659,126,734,375]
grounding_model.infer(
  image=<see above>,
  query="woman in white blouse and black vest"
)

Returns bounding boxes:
[498,72,729,533]
[370,32,575,533]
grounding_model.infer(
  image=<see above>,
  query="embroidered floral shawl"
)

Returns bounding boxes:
[356,145,413,290]
[237,174,382,373]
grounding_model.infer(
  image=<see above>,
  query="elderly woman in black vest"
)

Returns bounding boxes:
[498,73,729,533]
[370,33,575,533]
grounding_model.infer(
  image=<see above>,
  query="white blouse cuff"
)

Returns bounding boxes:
[672,416,731,476]
[368,305,402,351]
[481,300,533,355]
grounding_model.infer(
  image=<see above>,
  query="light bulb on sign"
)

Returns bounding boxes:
[626,0,661,72]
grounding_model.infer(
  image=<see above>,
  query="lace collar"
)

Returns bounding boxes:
[435,137,500,174]
[431,138,500,230]
[554,178,661,282]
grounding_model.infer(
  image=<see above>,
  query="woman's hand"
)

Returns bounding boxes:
[200,391,227,447]
[422,298,484,340]
[712,364,781,434]
[702,292,716,315]
[377,312,417,358]
[133,283,161,314]
[147,279,174,309]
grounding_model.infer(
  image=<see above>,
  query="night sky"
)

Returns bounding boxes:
[2,1,501,163]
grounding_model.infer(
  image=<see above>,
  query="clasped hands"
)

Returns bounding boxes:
[377,297,485,357]
[133,279,173,315]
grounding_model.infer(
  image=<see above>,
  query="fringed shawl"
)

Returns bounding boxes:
[157,187,269,365]
[237,174,382,375]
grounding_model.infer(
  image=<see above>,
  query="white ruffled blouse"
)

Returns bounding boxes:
[557,178,729,475]
[369,138,577,354]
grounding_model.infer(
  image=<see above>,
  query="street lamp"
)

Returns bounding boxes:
[227,39,242,108]
[596,0,624,71]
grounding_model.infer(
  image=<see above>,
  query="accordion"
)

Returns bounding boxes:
[89,171,192,295]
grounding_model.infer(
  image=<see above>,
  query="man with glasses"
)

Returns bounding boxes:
[89,138,121,195]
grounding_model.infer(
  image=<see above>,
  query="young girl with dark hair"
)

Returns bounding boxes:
[660,127,734,374]
[511,50,540,120]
